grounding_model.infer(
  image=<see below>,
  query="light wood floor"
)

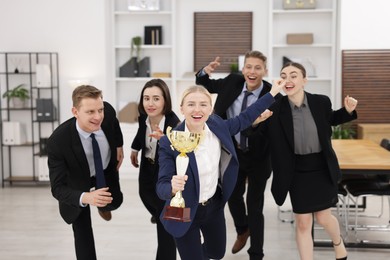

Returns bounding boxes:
[1,174,390,260]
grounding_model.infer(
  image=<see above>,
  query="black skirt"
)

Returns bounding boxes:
[289,152,338,214]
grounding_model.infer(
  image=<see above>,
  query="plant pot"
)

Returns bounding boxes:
[11,98,27,108]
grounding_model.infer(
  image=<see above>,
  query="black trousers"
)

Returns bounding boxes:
[228,149,271,260]
[175,188,225,260]
[72,206,96,260]
[73,171,123,260]
[139,159,177,260]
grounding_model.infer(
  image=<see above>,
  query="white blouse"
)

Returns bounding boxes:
[186,123,221,203]
[145,115,166,160]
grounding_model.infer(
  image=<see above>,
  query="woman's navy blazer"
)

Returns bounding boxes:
[156,93,275,238]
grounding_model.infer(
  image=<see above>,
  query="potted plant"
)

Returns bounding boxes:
[230,62,239,73]
[119,36,142,77]
[2,83,30,108]
[332,123,355,139]
[131,36,142,61]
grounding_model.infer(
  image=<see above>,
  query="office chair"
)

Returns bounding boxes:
[343,138,390,241]
[277,206,294,223]
[337,183,349,234]
[380,138,390,151]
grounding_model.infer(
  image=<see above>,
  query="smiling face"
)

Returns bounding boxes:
[242,57,268,91]
[180,87,213,133]
[280,64,307,98]
[72,97,104,133]
[142,86,165,118]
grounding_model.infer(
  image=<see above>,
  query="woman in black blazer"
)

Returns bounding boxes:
[256,62,357,260]
[130,79,180,260]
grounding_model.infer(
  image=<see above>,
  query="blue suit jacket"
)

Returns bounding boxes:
[156,93,275,238]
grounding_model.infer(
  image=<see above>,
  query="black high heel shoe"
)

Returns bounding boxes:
[333,236,348,260]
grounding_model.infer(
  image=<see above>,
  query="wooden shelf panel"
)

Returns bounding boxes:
[4,176,38,182]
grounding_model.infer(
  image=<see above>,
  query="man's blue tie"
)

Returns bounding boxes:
[90,133,106,189]
[240,91,253,152]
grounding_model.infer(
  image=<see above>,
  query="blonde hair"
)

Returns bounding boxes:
[180,85,212,106]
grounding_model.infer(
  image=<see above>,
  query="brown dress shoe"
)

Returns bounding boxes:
[232,229,250,254]
[98,210,112,221]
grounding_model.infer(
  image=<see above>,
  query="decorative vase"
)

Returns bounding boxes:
[11,98,27,108]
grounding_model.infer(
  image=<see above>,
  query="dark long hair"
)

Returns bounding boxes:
[138,78,173,115]
[281,62,307,78]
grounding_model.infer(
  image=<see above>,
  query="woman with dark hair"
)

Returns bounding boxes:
[130,78,180,260]
[254,62,357,260]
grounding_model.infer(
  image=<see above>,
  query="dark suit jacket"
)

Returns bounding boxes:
[156,93,275,238]
[196,71,280,157]
[48,102,124,224]
[258,93,357,206]
[131,111,180,169]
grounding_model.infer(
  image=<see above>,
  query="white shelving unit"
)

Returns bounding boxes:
[268,0,339,104]
[110,0,340,113]
[111,0,177,111]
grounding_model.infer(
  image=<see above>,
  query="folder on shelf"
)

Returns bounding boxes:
[37,156,50,181]
[39,137,49,156]
[36,64,51,88]
[138,57,150,77]
[2,121,26,145]
[119,57,138,77]
[36,99,57,122]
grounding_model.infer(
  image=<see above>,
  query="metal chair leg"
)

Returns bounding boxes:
[277,206,294,223]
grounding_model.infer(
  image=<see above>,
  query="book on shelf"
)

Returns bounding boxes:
[144,26,162,45]
[152,72,171,78]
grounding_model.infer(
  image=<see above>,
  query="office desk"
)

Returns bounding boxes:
[357,123,390,145]
[332,139,390,174]
[315,139,390,248]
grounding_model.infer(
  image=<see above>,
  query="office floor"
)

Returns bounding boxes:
[1,173,389,260]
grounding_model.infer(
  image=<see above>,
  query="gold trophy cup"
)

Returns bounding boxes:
[163,126,203,222]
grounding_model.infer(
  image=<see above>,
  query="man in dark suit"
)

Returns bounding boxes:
[48,85,124,260]
[196,51,280,260]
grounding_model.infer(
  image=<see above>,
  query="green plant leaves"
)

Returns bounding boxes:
[2,83,30,100]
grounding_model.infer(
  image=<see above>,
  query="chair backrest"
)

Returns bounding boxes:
[380,138,390,151]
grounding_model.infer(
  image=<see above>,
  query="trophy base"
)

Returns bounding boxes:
[163,206,191,222]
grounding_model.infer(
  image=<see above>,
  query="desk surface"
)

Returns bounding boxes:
[332,139,390,170]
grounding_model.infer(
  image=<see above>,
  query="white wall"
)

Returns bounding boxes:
[340,0,390,49]
[1,0,390,179]
[1,0,389,120]
[0,0,111,122]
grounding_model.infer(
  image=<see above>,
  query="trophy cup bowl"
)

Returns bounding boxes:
[163,126,203,222]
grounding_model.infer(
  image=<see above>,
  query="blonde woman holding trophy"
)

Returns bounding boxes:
[156,84,282,260]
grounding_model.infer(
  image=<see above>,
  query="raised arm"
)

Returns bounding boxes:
[344,95,358,114]
[203,56,221,76]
